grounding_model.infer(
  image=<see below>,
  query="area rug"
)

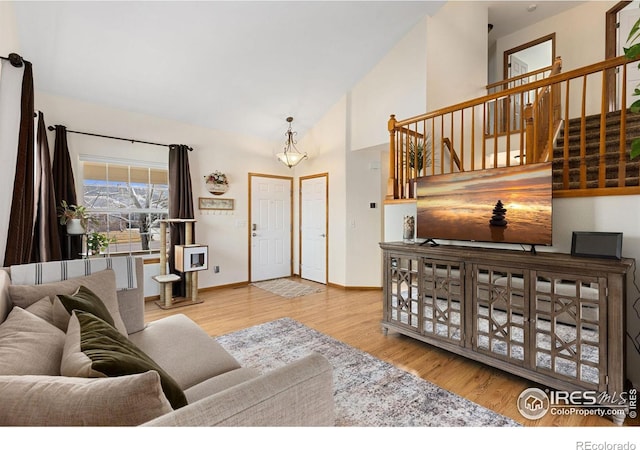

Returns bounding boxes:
[216,318,521,427]
[251,278,323,298]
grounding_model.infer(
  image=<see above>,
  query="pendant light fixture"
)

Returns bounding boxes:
[276,116,307,168]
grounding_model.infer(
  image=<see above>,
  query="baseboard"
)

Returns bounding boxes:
[144,280,250,301]
[292,274,381,291]
[144,279,381,301]
[199,281,249,292]
[327,282,382,291]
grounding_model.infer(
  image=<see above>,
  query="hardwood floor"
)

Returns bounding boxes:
[144,279,639,428]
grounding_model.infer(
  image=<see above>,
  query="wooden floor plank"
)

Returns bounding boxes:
[144,280,638,427]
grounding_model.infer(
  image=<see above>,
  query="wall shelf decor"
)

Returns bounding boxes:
[199,197,234,210]
[204,171,229,195]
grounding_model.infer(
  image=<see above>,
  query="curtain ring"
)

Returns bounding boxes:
[8,53,24,68]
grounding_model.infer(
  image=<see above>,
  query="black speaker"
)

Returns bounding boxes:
[571,231,623,260]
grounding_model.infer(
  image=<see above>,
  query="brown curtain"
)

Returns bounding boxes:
[3,62,35,266]
[31,112,62,262]
[52,125,81,259]
[168,144,194,297]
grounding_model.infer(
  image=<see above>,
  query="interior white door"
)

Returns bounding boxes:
[250,175,292,282]
[508,54,528,131]
[300,175,327,284]
[619,7,640,109]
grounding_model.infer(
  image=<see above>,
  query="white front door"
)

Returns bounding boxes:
[300,174,327,284]
[250,174,292,282]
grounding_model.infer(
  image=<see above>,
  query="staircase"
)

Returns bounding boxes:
[552,110,640,191]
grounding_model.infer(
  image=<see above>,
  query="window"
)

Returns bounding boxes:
[81,157,169,255]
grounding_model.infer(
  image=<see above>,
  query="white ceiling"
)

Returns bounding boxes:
[486,1,584,44]
[12,1,583,141]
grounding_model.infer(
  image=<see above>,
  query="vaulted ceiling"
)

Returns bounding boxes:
[12,1,582,141]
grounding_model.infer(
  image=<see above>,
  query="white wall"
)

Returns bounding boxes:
[345,144,384,287]
[0,1,20,57]
[0,1,22,265]
[426,1,488,110]
[34,91,289,293]
[349,17,428,151]
[295,96,348,287]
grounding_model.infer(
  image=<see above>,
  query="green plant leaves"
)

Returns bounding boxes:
[626,12,640,160]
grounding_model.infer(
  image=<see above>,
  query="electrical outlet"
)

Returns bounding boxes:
[214,266,220,273]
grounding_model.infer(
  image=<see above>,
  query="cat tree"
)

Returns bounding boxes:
[153,218,207,309]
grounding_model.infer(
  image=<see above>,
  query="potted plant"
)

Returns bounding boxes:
[406,135,431,197]
[86,232,115,256]
[408,136,432,174]
[204,171,229,195]
[624,14,640,159]
[57,200,92,235]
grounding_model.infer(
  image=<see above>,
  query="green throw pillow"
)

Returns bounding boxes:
[57,285,116,328]
[61,310,187,409]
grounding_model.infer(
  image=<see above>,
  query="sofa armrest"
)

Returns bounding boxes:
[141,353,335,427]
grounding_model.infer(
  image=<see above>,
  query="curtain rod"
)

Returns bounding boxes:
[0,53,27,67]
[47,125,193,151]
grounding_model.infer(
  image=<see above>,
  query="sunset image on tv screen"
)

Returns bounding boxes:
[416,162,553,246]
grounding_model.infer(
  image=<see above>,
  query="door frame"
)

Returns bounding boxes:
[248,172,294,283]
[502,33,556,82]
[298,173,329,283]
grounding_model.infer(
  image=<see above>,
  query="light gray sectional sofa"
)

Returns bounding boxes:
[0,256,335,426]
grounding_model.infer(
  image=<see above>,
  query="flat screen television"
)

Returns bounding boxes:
[416,162,553,246]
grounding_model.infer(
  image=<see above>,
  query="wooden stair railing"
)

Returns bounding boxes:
[525,57,563,163]
[442,138,463,172]
[486,58,561,138]
[387,54,640,201]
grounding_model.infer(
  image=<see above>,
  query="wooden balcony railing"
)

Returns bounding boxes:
[486,57,562,138]
[387,54,640,201]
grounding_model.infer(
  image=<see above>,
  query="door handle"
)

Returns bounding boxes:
[320,234,326,238]
[252,233,257,237]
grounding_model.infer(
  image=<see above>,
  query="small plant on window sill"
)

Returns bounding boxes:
[86,232,115,256]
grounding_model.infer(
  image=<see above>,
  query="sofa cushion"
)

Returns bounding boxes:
[0,371,173,426]
[184,367,260,403]
[61,310,187,409]
[24,296,54,325]
[128,313,242,390]
[8,269,127,334]
[54,285,124,335]
[0,307,65,375]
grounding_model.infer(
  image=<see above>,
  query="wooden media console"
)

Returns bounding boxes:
[380,241,634,424]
